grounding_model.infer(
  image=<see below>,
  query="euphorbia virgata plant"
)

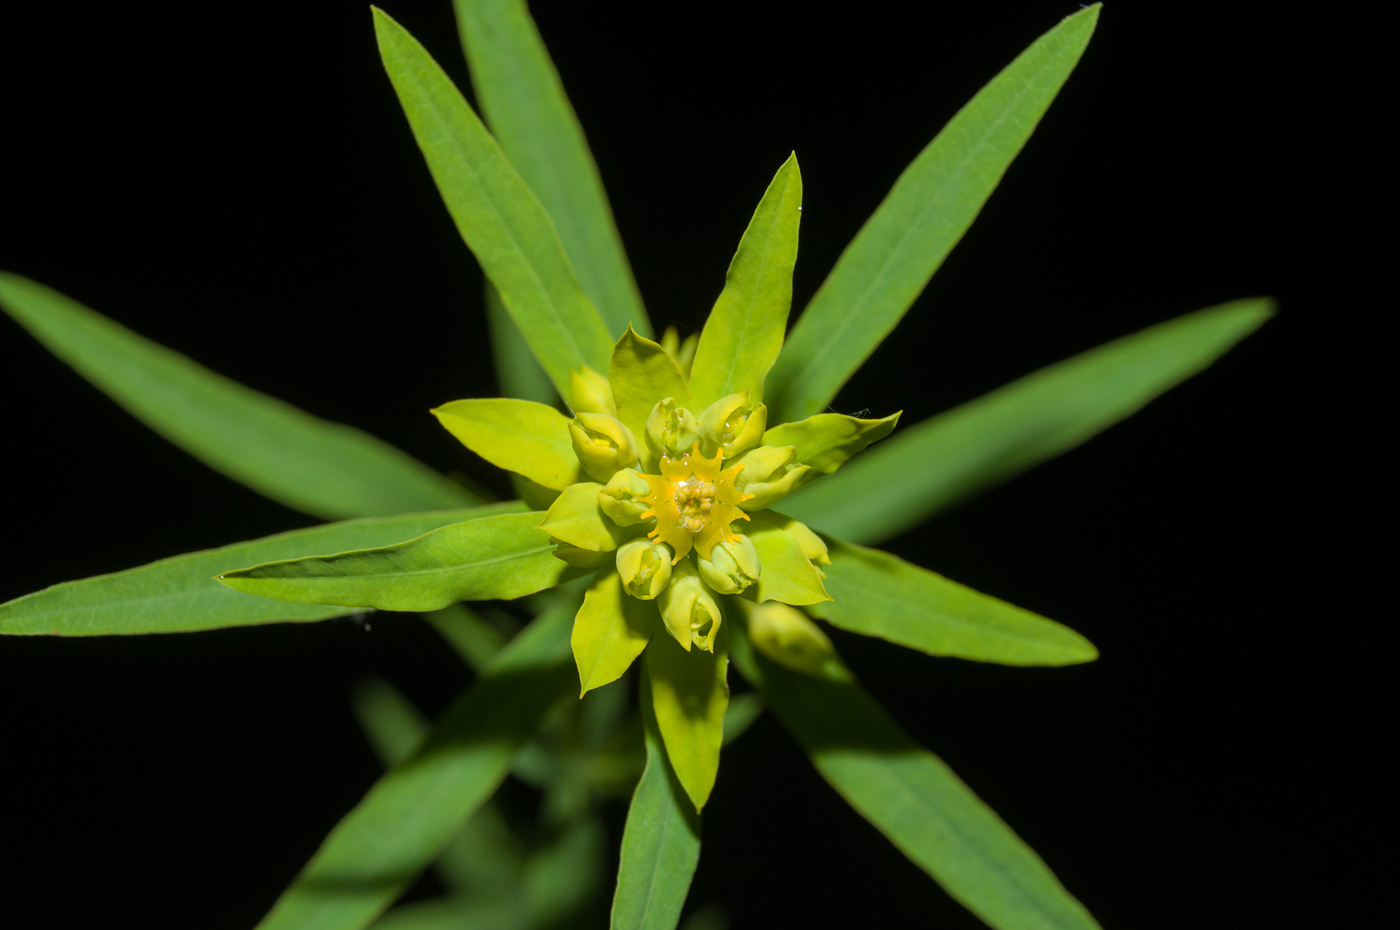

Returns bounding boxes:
[0,3,1273,930]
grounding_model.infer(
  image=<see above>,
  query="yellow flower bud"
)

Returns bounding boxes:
[697,393,767,459]
[569,412,638,483]
[697,534,761,595]
[645,397,701,459]
[569,364,617,416]
[657,559,722,652]
[598,468,653,526]
[732,445,809,509]
[615,538,674,600]
[743,601,847,680]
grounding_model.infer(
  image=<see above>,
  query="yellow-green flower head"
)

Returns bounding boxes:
[436,321,899,814]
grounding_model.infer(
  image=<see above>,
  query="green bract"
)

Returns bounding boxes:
[0,3,1276,930]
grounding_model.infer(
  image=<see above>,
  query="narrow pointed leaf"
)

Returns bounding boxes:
[0,506,515,636]
[455,0,648,337]
[610,327,690,447]
[539,481,637,552]
[762,411,900,484]
[350,677,526,896]
[766,6,1101,421]
[0,272,476,519]
[572,570,654,696]
[611,669,702,930]
[646,627,729,812]
[810,539,1096,665]
[433,398,581,491]
[486,281,556,404]
[781,298,1275,542]
[688,154,802,409]
[374,8,613,394]
[256,599,578,930]
[218,512,581,610]
[738,628,1101,930]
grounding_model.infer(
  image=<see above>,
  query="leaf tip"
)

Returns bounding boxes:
[1068,637,1099,664]
[1052,628,1099,665]
[1239,295,1279,323]
[1072,2,1103,22]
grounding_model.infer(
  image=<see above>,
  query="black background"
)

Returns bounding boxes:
[0,2,1378,928]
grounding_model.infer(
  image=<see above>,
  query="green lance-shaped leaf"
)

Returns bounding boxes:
[781,298,1275,543]
[810,539,1096,666]
[733,624,1101,930]
[610,327,690,451]
[486,281,556,405]
[374,8,613,395]
[765,6,1101,422]
[762,411,901,486]
[572,569,655,696]
[454,0,649,338]
[218,512,582,611]
[742,512,830,606]
[433,398,581,491]
[255,597,579,930]
[350,677,525,895]
[0,506,516,636]
[0,272,476,520]
[611,670,702,930]
[646,625,729,812]
[688,154,803,409]
[538,482,638,552]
